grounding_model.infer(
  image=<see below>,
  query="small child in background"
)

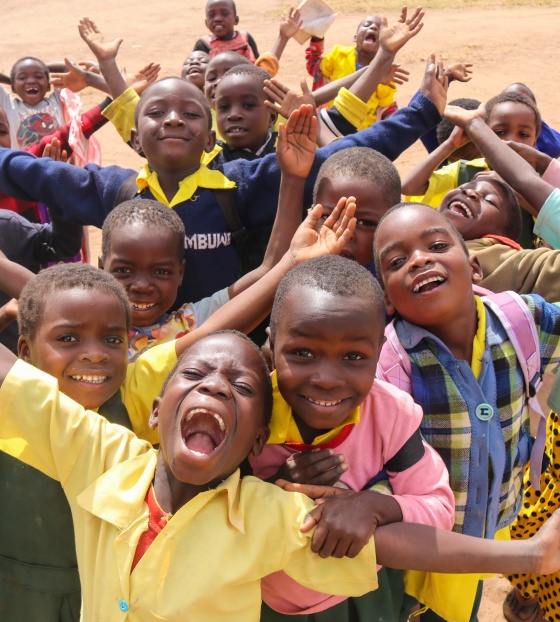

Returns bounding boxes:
[181,51,210,90]
[194,0,259,62]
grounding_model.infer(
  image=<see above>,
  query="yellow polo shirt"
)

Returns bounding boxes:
[0,360,378,621]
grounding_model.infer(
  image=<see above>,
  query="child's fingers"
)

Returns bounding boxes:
[303,203,323,230]
[332,197,357,235]
[301,505,324,534]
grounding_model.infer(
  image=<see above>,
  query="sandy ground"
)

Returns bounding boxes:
[3,1,560,619]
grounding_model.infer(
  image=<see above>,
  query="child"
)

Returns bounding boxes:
[374,202,560,621]
[181,51,210,90]
[0,31,446,307]
[4,328,560,620]
[306,13,399,127]
[250,255,455,621]
[194,0,259,62]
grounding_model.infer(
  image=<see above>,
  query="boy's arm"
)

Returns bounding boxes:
[174,198,357,357]
[247,32,260,59]
[228,105,315,298]
[268,8,302,62]
[446,106,555,213]
[49,58,110,94]
[0,251,34,299]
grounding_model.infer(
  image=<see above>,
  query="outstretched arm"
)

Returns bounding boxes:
[174,198,356,357]
[269,8,303,62]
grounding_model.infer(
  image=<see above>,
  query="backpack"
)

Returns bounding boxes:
[377,286,546,489]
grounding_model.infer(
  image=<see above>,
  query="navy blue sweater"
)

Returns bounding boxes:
[0,94,441,305]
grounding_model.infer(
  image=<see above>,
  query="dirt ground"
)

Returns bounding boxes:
[3,0,560,619]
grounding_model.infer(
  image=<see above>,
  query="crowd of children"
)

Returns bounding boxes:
[2,2,560,622]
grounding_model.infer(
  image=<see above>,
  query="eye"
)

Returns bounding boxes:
[430,241,450,251]
[184,110,202,119]
[344,352,365,361]
[111,267,132,276]
[154,268,171,275]
[484,196,497,207]
[357,218,376,228]
[146,109,164,117]
[294,349,314,358]
[183,368,204,379]
[106,336,125,345]
[387,256,405,270]
[233,381,254,395]
[217,102,229,111]
[243,102,257,109]
[57,334,78,343]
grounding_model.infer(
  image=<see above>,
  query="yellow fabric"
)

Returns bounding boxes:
[0,360,378,621]
[471,296,487,380]
[255,52,280,78]
[202,143,223,166]
[267,370,360,445]
[135,162,235,208]
[102,86,140,143]
[321,45,396,130]
[331,87,373,131]
[120,340,178,445]
[405,158,489,208]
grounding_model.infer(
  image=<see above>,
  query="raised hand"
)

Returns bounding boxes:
[273,449,349,486]
[78,17,123,62]
[288,197,357,264]
[42,137,68,163]
[445,62,473,83]
[380,63,410,86]
[276,104,317,179]
[419,53,449,115]
[264,77,315,120]
[50,58,89,92]
[279,7,303,40]
[379,6,425,55]
[122,61,161,94]
[443,103,485,129]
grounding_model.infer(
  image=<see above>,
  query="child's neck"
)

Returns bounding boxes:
[423,299,478,363]
[355,48,376,68]
[152,164,202,203]
[293,412,329,445]
[216,30,236,41]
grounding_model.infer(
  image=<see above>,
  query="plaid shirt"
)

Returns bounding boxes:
[388,294,560,538]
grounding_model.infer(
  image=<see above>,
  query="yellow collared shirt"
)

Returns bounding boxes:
[0,360,377,621]
[268,370,360,445]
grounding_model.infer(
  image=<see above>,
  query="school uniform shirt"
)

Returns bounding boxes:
[0,360,378,622]
[535,187,560,249]
[0,93,442,305]
[250,372,455,616]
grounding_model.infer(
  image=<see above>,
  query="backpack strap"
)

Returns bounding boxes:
[211,187,252,275]
[377,321,413,394]
[113,172,139,208]
[480,289,545,489]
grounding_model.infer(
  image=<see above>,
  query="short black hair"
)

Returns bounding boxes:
[207,51,252,71]
[313,147,401,206]
[221,64,272,92]
[161,329,273,423]
[206,0,237,14]
[373,202,470,283]
[503,83,536,103]
[102,199,185,262]
[436,98,482,145]
[10,56,50,92]
[134,77,213,131]
[269,255,386,341]
[18,263,132,340]
[485,91,542,137]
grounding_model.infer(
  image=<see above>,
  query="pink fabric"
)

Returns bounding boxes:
[543,159,560,188]
[251,379,455,615]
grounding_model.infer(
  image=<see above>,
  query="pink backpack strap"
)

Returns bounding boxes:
[377,321,412,394]
[480,289,545,489]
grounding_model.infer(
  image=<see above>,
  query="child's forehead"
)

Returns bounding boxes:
[489,100,537,124]
[14,59,46,74]
[358,15,381,28]
[41,287,127,323]
[139,79,206,110]
[216,73,264,99]
[206,0,235,13]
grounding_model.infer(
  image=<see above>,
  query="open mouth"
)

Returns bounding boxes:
[181,408,226,456]
[25,87,40,94]
[131,302,157,311]
[412,276,446,294]
[364,33,377,44]
[448,200,474,220]
[226,127,248,135]
[69,374,110,385]
[305,396,345,407]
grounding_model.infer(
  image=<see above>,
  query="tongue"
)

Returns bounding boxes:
[185,432,216,455]
[419,281,441,293]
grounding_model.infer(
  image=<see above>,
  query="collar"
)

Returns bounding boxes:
[267,370,360,446]
[481,234,522,250]
[136,163,235,208]
[77,452,245,533]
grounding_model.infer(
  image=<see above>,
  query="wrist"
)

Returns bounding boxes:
[464,115,486,134]
[537,154,553,176]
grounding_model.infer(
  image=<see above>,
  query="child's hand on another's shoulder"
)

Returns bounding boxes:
[277,104,317,179]
[273,449,349,486]
[379,6,425,56]
[419,53,448,114]
[78,17,123,62]
[278,481,403,558]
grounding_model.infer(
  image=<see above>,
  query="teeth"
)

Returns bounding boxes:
[131,302,156,310]
[185,408,225,431]
[70,374,108,384]
[449,201,474,219]
[413,276,445,293]
[227,128,246,134]
[308,398,343,407]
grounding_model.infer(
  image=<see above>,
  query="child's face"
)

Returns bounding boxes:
[204,56,242,109]
[18,288,128,410]
[100,223,185,328]
[315,175,392,268]
[376,206,482,328]
[0,109,10,148]
[12,59,49,106]
[438,177,511,241]
[355,16,382,56]
[205,0,238,39]
[215,74,277,151]
[487,101,538,146]
[271,284,382,437]
[181,52,210,90]
[132,80,215,175]
[150,332,269,487]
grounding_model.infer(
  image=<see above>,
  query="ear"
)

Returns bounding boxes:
[384,289,396,316]
[234,14,240,25]
[130,128,143,155]
[17,336,32,362]
[469,254,483,284]
[205,17,210,30]
[149,396,161,430]
[205,129,217,153]
[250,425,270,457]
[98,256,104,269]
[267,106,278,130]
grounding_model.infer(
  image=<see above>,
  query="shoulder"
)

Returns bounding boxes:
[364,379,422,425]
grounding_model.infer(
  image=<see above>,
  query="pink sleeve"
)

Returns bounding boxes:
[542,159,560,188]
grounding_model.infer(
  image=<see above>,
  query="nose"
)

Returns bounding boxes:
[227,106,243,120]
[197,373,231,400]
[309,362,344,390]
[129,276,153,293]
[461,185,479,199]
[163,110,185,126]
[408,248,433,271]
[78,344,110,364]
